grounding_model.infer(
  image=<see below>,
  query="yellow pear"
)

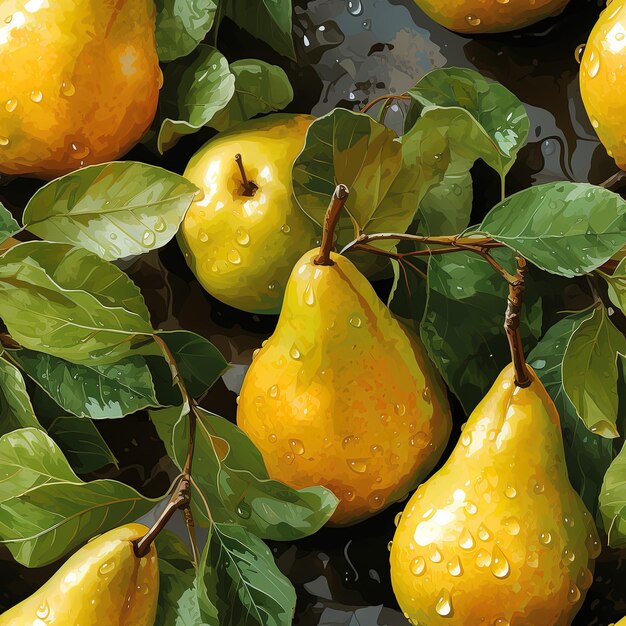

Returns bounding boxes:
[0,524,158,625]
[178,114,319,314]
[580,0,626,169]
[0,0,161,179]
[413,0,569,33]
[390,364,600,626]
[237,248,452,525]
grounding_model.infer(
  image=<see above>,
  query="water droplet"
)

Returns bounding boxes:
[575,44,586,64]
[435,590,453,617]
[394,403,406,416]
[591,117,600,129]
[289,345,301,360]
[283,452,295,464]
[345,489,355,501]
[5,98,17,113]
[61,79,76,96]
[490,546,510,579]
[394,512,402,527]
[563,514,575,528]
[422,387,431,403]
[237,500,252,519]
[380,414,391,424]
[99,561,116,575]
[410,556,426,576]
[539,531,552,545]
[362,18,371,30]
[447,556,463,577]
[268,384,279,398]
[154,218,166,232]
[268,433,277,443]
[503,516,521,536]
[349,315,362,328]
[198,230,209,243]
[567,584,581,604]
[4,14,12,23]
[532,480,545,494]
[478,524,491,541]
[347,0,363,16]
[371,443,383,456]
[0,136,9,147]
[475,549,491,568]
[142,230,156,248]
[464,501,478,515]
[36,602,50,619]
[588,535,601,558]
[236,227,250,246]
[428,544,443,563]
[577,567,593,590]
[69,141,90,160]
[268,280,280,292]
[348,458,368,473]
[289,439,305,455]
[280,223,291,234]
[562,548,576,563]
[460,432,472,447]
[227,249,241,264]
[494,619,510,626]
[465,14,481,26]
[504,485,517,498]
[30,90,43,103]
[369,492,384,509]
[459,528,475,550]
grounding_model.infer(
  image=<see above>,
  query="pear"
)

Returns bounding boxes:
[0,524,158,625]
[178,114,319,315]
[412,0,569,33]
[0,0,161,179]
[580,0,626,169]
[237,248,452,525]
[390,364,600,626]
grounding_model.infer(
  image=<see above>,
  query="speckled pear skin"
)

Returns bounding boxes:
[580,0,626,170]
[178,114,319,315]
[0,524,158,625]
[390,364,600,626]
[0,0,161,179]
[413,0,569,34]
[237,249,452,526]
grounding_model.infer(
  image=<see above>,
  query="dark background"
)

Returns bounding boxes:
[1,0,625,624]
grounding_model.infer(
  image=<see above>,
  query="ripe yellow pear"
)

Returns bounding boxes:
[237,248,452,525]
[0,524,158,625]
[390,364,600,626]
[178,114,319,315]
[0,0,161,179]
[413,0,569,33]
[580,0,626,169]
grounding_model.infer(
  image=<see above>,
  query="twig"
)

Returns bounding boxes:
[504,258,531,388]
[600,170,626,193]
[360,93,411,115]
[314,184,350,266]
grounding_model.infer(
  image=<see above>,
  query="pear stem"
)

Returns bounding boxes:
[314,184,350,266]
[360,93,412,115]
[234,153,258,197]
[504,257,531,388]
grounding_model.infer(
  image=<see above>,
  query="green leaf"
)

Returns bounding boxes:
[22,162,198,261]
[150,406,337,540]
[0,428,159,566]
[0,202,20,244]
[222,0,295,60]
[599,441,626,547]
[158,45,235,153]
[562,306,626,438]
[600,257,626,314]
[0,241,154,364]
[210,60,294,132]
[293,109,448,252]
[0,356,40,434]
[12,348,158,419]
[157,330,228,398]
[478,182,626,277]
[155,531,207,626]
[155,0,218,62]
[420,248,543,413]
[198,522,296,626]
[528,312,615,516]
[407,67,529,174]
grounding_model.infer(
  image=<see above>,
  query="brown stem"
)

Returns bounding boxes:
[234,154,258,197]
[360,93,411,115]
[314,184,350,266]
[0,333,20,350]
[600,170,626,193]
[504,257,531,388]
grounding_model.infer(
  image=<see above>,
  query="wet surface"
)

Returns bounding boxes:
[1,0,625,623]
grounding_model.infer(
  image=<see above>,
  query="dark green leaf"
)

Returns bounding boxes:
[0,202,20,244]
[420,248,543,413]
[478,182,626,277]
[599,257,626,314]
[155,0,218,62]
[562,306,626,438]
[0,356,40,434]
[210,60,294,132]
[198,522,295,626]
[0,242,154,364]
[599,440,626,548]
[222,0,295,60]
[158,45,235,152]
[528,312,615,516]
[150,406,337,540]
[157,330,228,398]
[407,67,529,174]
[0,428,159,566]
[22,162,198,261]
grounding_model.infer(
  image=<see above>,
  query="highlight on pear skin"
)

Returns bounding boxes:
[0,1,624,625]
